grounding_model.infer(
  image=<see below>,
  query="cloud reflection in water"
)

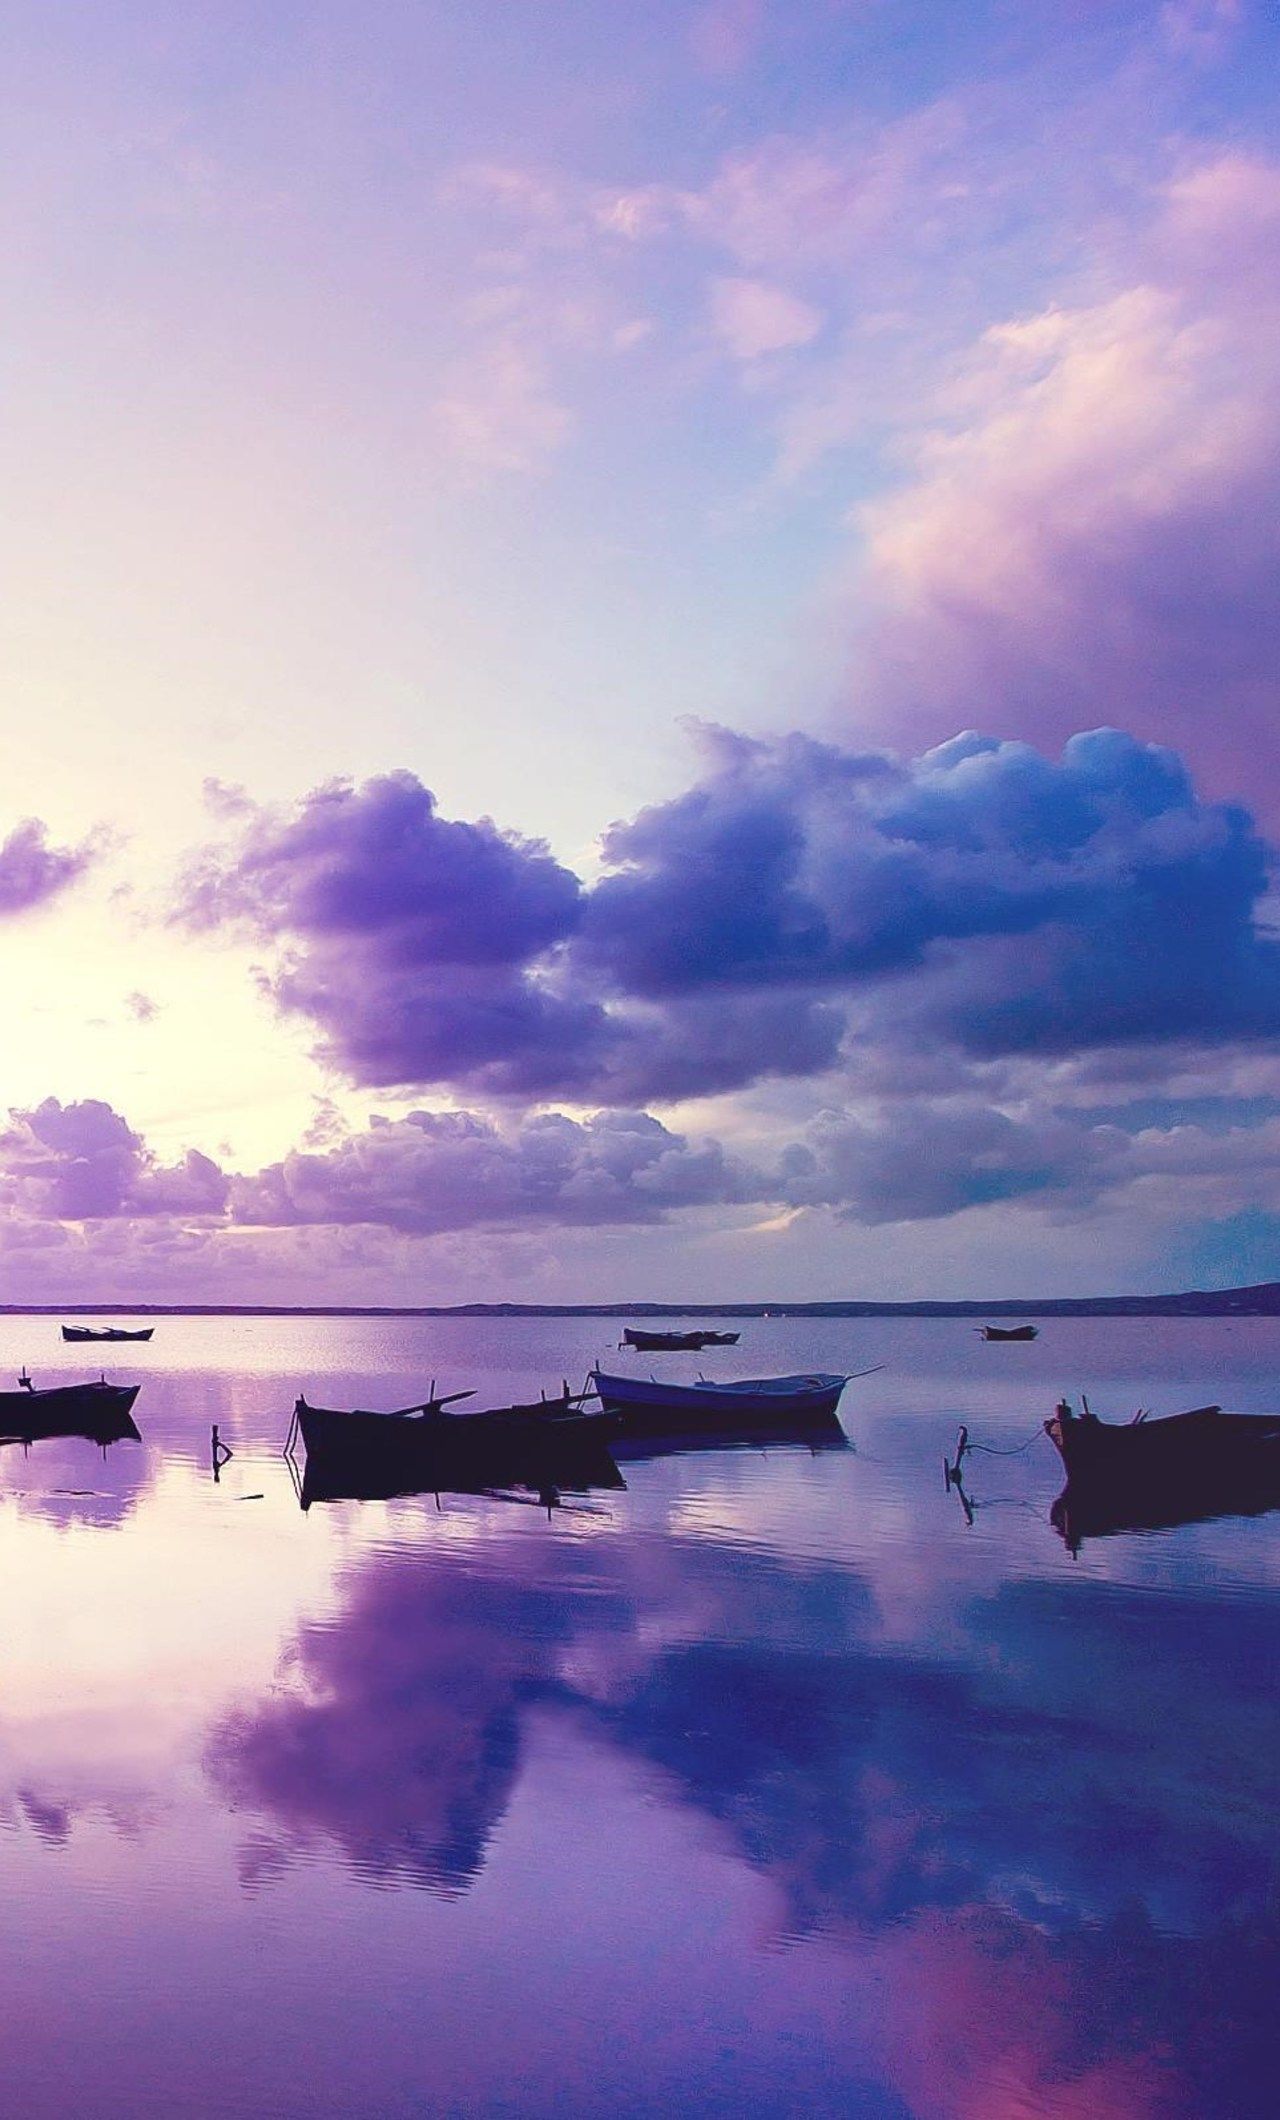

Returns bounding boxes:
[209,1505,1280,2117]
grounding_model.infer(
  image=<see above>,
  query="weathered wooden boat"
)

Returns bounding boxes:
[591,1369,850,1435]
[0,1374,142,1446]
[1045,1397,1280,1487]
[62,1325,154,1342]
[620,1328,740,1351]
[289,1386,621,1500]
[976,1324,1038,1341]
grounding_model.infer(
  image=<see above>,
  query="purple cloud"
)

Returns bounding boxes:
[178,726,1280,1106]
[0,817,98,914]
[0,1098,228,1221]
[178,768,844,1101]
[232,1107,755,1235]
[583,723,1280,1057]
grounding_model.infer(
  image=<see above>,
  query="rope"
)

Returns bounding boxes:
[963,1427,1047,1457]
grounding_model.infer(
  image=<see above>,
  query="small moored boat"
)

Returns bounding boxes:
[976,1324,1038,1341]
[621,1328,740,1352]
[62,1325,154,1342]
[289,1385,620,1502]
[0,1373,142,1445]
[591,1369,850,1435]
[1045,1397,1280,1484]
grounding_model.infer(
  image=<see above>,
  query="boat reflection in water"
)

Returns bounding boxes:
[1046,1394,1280,1553]
[288,1387,626,1512]
[612,1413,850,1466]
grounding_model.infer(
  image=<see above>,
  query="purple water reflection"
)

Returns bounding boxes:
[0,1315,1274,2116]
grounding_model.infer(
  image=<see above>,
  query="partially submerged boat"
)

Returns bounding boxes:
[591,1369,850,1436]
[0,1374,142,1446]
[976,1324,1038,1341]
[62,1325,154,1342]
[620,1328,740,1351]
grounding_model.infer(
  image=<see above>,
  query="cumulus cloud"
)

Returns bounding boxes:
[845,154,1280,812]
[232,1107,756,1235]
[0,1098,228,1221]
[176,728,1280,1109]
[175,768,846,1102]
[583,723,1280,1058]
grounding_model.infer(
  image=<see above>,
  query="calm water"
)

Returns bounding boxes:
[0,1314,1276,2119]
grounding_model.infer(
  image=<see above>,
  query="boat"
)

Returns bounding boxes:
[62,1325,154,1342]
[0,1373,142,1446]
[1048,1395,1280,1553]
[621,1328,740,1351]
[591,1369,850,1435]
[975,1324,1038,1341]
[1045,1396,1280,1486]
[288,1385,622,1502]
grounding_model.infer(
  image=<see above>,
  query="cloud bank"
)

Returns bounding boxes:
[179,727,1280,1106]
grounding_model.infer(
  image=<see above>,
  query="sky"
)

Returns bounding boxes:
[2,0,1280,1303]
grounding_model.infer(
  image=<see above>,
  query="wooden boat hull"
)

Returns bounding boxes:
[1045,1402,1280,1485]
[0,1380,142,1446]
[294,1398,623,1502]
[62,1326,154,1342]
[592,1370,848,1435]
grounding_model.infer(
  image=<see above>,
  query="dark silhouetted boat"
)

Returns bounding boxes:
[976,1324,1038,1341]
[289,1385,622,1505]
[621,1328,740,1351]
[0,1373,142,1446]
[1045,1396,1280,1487]
[591,1369,850,1436]
[62,1325,154,1342]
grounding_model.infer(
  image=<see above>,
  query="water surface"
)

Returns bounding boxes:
[0,1315,1276,2118]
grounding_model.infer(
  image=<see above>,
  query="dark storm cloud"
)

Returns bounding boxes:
[584,724,1280,1056]
[177,729,1280,1105]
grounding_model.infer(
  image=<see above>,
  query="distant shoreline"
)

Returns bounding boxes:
[4,1283,1280,1320]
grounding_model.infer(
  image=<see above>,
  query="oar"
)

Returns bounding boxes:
[389,1388,477,1417]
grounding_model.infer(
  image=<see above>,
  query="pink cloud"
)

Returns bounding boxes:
[708,276,823,361]
[840,154,1280,811]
